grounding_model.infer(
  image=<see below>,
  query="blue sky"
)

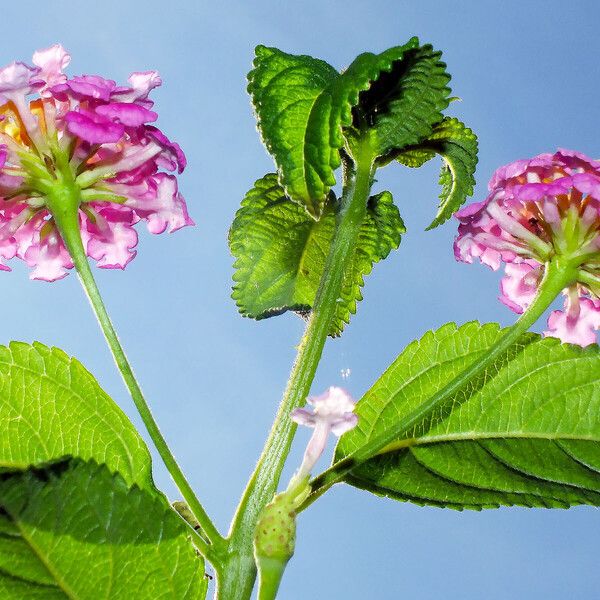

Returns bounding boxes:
[2,1,600,598]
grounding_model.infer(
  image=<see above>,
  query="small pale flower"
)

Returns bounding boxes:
[455,149,600,347]
[291,386,358,477]
[0,44,192,281]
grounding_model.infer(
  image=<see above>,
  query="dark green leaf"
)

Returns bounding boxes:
[394,117,478,228]
[337,322,600,509]
[247,46,339,217]
[230,174,404,336]
[358,45,451,158]
[0,460,208,599]
[0,342,152,489]
[247,39,453,218]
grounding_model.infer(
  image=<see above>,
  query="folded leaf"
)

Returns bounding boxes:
[337,322,600,509]
[230,174,404,336]
[248,46,339,217]
[0,460,208,599]
[358,45,451,158]
[247,39,457,219]
[394,117,478,228]
[0,342,152,488]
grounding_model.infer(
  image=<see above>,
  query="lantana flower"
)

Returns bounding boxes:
[291,386,358,479]
[0,44,192,281]
[454,149,600,346]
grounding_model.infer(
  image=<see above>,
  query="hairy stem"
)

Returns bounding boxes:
[217,139,376,599]
[46,183,225,563]
[302,257,578,508]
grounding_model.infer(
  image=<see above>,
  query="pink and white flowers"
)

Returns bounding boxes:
[291,387,358,478]
[0,44,192,281]
[455,149,600,346]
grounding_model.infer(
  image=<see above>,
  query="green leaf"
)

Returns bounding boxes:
[247,45,339,217]
[230,174,404,336]
[247,39,452,219]
[336,322,600,509]
[302,38,421,190]
[394,117,478,228]
[358,44,451,158]
[0,342,152,489]
[0,459,208,599]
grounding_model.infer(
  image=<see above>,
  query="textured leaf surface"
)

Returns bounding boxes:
[337,322,600,509]
[358,45,451,158]
[395,117,478,228]
[0,342,152,488]
[248,46,339,217]
[0,460,208,599]
[230,174,404,335]
[247,39,453,218]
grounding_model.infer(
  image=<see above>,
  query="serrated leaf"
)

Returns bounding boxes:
[230,174,404,336]
[304,38,421,185]
[247,45,339,217]
[394,117,478,228]
[0,342,152,489]
[0,459,208,599]
[247,39,452,219]
[336,322,600,509]
[358,45,451,158]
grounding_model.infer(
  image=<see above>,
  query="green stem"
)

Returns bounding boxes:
[302,257,579,509]
[256,559,287,600]
[45,184,226,563]
[217,140,376,599]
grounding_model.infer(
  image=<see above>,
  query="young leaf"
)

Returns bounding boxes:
[229,174,404,336]
[0,342,152,489]
[336,322,600,509]
[0,460,208,599]
[247,39,455,219]
[247,46,339,217]
[304,38,420,182]
[357,44,451,158]
[394,117,478,228]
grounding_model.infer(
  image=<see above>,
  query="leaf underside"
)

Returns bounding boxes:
[394,116,478,228]
[0,459,208,599]
[0,342,153,489]
[229,173,405,335]
[337,322,600,510]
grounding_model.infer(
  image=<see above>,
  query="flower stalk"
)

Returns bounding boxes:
[217,137,376,599]
[302,256,580,509]
[47,181,225,562]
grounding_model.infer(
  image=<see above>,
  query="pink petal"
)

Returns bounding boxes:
[82,206,138,269]
[0,61,40,101]
[545,297,600,347]
[95,102,158,127]
[23,226,73,281]
[32,44,70,93]
[52,74,116,101]
[330,413,359,436]
[124,174,194,234]
[145,126,187,173]
[291,408,317,428]
[65,109,125,143]
[112,71,162,103]
[309,386,356,417]
[499,261,541,314]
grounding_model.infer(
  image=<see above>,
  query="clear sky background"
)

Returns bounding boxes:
[2,1,599,598]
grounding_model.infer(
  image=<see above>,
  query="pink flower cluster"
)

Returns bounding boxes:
[0,44,192,281]
[455,149,600,346]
